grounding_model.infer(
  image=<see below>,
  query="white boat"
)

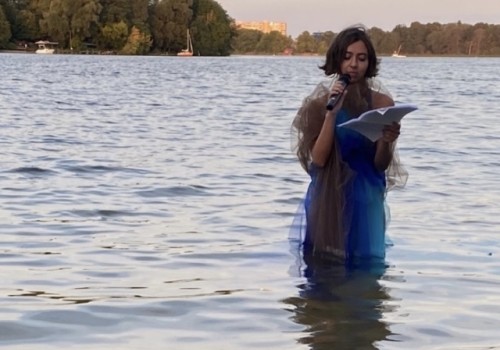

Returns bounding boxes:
[391,44,406,58]
[35,40,58,54]
[177,30,193,56]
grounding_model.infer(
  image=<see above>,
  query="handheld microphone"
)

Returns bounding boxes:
[326,74,351,111]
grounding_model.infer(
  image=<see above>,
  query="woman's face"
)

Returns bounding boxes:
[341,40,369,83]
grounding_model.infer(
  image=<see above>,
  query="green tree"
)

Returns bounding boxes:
[0,0,21,42]
[71,0,102,48]
[26,0,49,38]
[100,0,129,25]
[444,23,466,54]
[100,20,127,50]
[368,27,387,53]
[0,5,12,47]
[5,1,500,56]
[255,31,290,55]
[38,0,102,49]
[407,22,430,54]
[0,0,16,27]
[231,28,262,53]
[316,30,334,54]
[121,24,151,54]
[471,24,487,56]
[149,0,192,53]
[191,0,234,56]
[423,22,443,54]
[485,25,500,55]
[130,0,149,29]
[295,31,318,54]
[14,9,38,40]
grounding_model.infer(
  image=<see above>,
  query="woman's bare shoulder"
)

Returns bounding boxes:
[371,90,394,109]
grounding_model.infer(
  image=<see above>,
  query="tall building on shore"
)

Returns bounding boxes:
[235,21,287,36]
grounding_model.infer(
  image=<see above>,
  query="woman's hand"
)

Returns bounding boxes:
[331,79,348,96]
[381,122,401,143]
[311,81,348,167]
[326,80,348,114]
[375,122,400,171]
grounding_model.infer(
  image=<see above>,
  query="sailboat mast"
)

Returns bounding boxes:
[187,29,193,53]
[177,29,193,56]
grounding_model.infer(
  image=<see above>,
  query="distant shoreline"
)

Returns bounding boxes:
[1,49,499,58]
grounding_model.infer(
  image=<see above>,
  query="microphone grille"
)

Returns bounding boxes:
[340,74,351,84]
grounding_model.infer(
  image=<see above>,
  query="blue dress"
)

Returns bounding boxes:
[303,108,387,263]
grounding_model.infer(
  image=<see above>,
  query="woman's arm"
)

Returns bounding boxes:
[310,81,348,167]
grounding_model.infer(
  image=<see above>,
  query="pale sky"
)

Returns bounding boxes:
[216,0,499,37]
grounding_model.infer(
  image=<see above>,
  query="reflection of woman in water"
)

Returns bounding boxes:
[284,253,394,349]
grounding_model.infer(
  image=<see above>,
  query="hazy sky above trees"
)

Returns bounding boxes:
[216,0,499,37]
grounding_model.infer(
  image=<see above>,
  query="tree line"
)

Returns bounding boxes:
[234,22,500,56]
[1,0,499,56]
[0,0,235,55]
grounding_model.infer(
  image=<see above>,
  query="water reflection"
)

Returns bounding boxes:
[284,253,393,350]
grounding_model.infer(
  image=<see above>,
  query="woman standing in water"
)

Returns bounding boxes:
[292,25,407,264]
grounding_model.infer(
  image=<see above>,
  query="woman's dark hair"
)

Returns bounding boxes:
[319,25,379,77]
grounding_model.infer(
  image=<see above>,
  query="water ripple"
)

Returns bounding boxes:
[0,54,499,349]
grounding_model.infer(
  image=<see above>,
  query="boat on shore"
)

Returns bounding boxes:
[177,30,193,56]
[35,40,58,54]
[391,44,406,58]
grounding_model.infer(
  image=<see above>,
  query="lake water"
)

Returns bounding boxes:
[0,53,499,349]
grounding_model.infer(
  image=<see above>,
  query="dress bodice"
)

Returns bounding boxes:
[335,109,385,192]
